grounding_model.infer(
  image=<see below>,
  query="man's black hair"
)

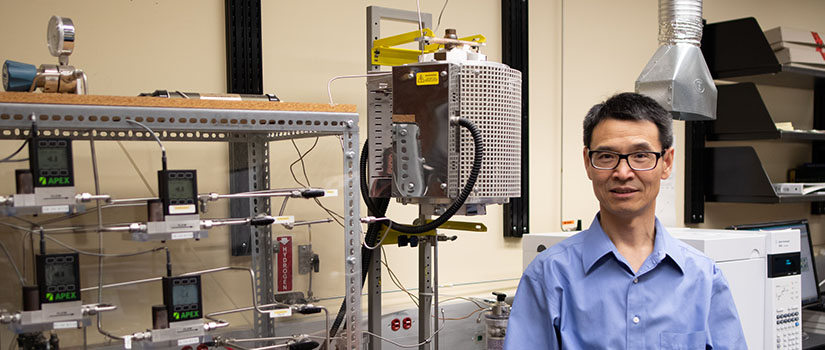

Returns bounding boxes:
[582,92,673,150]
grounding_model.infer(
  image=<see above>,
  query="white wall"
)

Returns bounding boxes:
[0,0,560,346]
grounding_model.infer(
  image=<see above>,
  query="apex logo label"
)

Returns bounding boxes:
[173,311,200,320]
[46,291,77,302]
[39,177,70,186]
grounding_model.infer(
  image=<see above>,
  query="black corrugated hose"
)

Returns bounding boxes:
[326,117,484,342]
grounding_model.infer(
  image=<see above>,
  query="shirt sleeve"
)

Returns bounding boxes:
[504,263,560,350]
[707,264,747,350]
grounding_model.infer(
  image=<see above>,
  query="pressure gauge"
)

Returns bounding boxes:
[47,16,75,59]
[29,138,75,188]
[162,275,203,323]
[158,170,198,216]
[36,253,81,305]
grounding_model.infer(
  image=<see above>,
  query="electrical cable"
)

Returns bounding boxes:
[116,140,157,196]
[1,115,35,164]
[362,224,392,250]
[381,246,419,307]
[0,240,25,286]
[434,0,449,34]
[416,0,425,54]
[288,138,346,228]
[327,73,391,106]
[125,119,167,171]
[289,138,318,188]
[44,235,164,257]
[362,118,484,234]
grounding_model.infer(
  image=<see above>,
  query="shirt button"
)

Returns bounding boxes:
[632,316,640,324]
[633,278,638,284]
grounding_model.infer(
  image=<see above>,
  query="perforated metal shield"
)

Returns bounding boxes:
[455,61,522,203]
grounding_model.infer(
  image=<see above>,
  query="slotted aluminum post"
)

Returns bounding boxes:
[229,137,275,339]
[418,210,433,350]
[366,7,432,350]
[342,127,363,350]
[368,245,382,350]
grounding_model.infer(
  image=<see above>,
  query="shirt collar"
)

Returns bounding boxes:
[581,213,685,275]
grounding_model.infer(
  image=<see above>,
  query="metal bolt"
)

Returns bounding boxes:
[346,120,354,128]
[405,72,415,80]
[440,71,447,77]
[346,151,355,159]
[440,183,447,190]
[346,257,356,265]
[407,183,415,191]
[399,128,408,136]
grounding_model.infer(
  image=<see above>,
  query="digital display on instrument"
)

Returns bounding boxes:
[30,138,74,187]
[168,179,194,199]
[36,253,81,304]
[172,284,198,306]
[769,253,801,278]
[45,260,76,286]
[158,170,198,216]
[37,147,69,170]
[162,275,202,323]
[733,220,820,306]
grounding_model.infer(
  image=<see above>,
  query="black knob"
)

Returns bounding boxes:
[493,292,506,302]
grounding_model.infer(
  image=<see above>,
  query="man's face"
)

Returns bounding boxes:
[583,118,674,218]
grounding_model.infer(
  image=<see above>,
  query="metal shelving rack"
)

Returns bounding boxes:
[0,100,364,350]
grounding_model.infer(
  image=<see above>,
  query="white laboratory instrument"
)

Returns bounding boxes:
[522,227,801,349]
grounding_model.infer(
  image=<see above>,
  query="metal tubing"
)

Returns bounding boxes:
[433,237,439,350]
[109,197,159,204]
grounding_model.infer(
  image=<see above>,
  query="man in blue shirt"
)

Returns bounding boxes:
[504,93,746,349]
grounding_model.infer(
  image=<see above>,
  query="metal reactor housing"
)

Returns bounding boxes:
[367,60,522,205]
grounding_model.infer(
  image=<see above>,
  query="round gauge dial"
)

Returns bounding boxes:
[47,16,75,58]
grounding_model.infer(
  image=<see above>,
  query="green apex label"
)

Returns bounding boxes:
[38,176,71,186]
[45,291,77,302]
[173,310,200,320]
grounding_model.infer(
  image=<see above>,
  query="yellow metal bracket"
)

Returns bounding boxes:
[371,29,487,67]
[377,219,487,245]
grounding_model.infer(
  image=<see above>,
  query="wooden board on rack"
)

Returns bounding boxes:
[0,92,356,113]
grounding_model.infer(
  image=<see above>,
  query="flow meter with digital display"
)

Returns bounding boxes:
[162,276,203,323]
[36,253,81,305]
[158,170,198,216]
[29,138,74,188]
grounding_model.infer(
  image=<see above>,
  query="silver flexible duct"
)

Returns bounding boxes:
[636,0,717,121]
[658,0,703,46]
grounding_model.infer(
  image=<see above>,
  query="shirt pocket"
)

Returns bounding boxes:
[659,331,706,350]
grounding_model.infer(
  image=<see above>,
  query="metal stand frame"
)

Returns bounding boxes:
[0,101,363,349]
[366,6,433,350]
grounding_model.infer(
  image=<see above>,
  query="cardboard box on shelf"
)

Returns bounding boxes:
[764,26,825,47]
[775,46,825,67]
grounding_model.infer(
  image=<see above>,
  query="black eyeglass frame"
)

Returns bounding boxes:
[587,149,666,171]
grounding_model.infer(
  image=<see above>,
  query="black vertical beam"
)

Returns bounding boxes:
[226,0,263,94]
[811,78,825,214]
[226,0,264,255]
[502,0,529,237]
[684,121,706,223]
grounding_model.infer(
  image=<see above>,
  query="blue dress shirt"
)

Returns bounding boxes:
[504,215,746,349]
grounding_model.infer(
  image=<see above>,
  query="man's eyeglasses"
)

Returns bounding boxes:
[588,149,664,171]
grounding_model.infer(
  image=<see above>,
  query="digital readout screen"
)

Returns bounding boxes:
[38,147,69,170]
[45,262,76,286]
[168,179,194,199]
[173,283,198,306]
